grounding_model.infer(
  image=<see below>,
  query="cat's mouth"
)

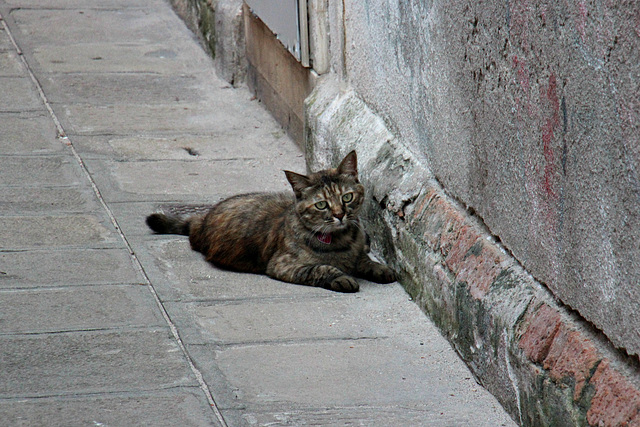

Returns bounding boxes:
[315,222,349,244]
[316,232,332,244]
[313,218,350,243]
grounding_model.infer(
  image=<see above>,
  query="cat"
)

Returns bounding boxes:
[146,150,396,292]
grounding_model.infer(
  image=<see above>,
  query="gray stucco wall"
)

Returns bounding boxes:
[326,1,640,357]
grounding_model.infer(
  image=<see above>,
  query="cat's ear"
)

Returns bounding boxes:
[284,170,311,197]
[337,150,358,178]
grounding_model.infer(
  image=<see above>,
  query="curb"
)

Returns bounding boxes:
[305,75,640,426]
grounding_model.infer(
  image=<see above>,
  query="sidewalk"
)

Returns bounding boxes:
[0,1,515,425]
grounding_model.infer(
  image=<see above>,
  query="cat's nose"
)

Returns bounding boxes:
[334,211,345,221]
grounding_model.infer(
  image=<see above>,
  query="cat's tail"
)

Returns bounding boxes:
[146,213,193,236]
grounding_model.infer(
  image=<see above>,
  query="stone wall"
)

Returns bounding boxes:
[305,78,640,426]
[327,0,640,360]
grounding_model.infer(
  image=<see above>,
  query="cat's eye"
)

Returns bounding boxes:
[342,193,354,203]
[315,201,328,210]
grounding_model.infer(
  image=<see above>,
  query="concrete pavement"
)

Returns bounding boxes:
[0,0,515,425]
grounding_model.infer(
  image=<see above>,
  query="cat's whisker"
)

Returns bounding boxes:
[308,224,330,240]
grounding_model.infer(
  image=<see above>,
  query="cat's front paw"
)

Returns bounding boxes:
[329,276,359,293]
[370,265,397,284]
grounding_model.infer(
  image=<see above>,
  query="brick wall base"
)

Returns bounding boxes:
[305,76,640,427]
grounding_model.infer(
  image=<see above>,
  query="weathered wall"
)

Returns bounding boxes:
[305,0,640,424]
[306,76,640,427]
[325,0,640,358]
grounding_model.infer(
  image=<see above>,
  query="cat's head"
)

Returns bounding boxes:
[284,151,365,234]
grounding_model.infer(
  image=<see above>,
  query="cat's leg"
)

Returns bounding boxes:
[266,254,359,292]
[354,254,397,284]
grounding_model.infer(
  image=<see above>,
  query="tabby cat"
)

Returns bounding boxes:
[146,151,396,292]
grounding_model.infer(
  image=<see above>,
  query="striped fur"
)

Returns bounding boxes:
[146,151,396,292]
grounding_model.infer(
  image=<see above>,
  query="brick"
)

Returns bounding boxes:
[410,187,438,223]
[419,188,506,301]
[453,239,505,300]
[587,359,640,427]
[436,204,468,258]
[519,304,562,363]
[444,225,481,274]
[421,195,448,251]
[543,326,600,401]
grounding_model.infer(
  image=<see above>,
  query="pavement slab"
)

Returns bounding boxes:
[28,42,213,75]
[0,24,12,50]
[84,158,295,203]
[0,76,42,111]
[0,155,85,186]
[0,389,221,427]
[10,8,189,46]
[189,340,512,426]
[70,130,299,161]
[225,406,498,427]
[58,103,237,136]
[0,284,164,333]
[164,284,415,345]
[0,329,197,398]
[0,0,517,425]
[40,73,208,105]
[0,186,99,215]
[0,50,23,76]
[0,248,143,287]
[0,214,118,249]
[2,0,166,7]
[0,112,62,155]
